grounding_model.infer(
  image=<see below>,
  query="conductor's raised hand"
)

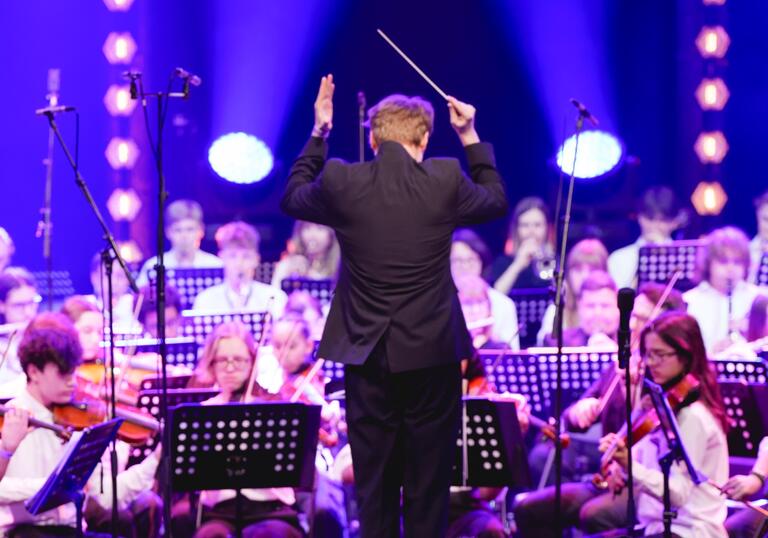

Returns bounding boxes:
[313,74,335,139]
[447,96,480,146]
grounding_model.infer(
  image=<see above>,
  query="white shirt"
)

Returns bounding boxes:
[0,388,159,534]
[633,401,728,538]
[192,281,287,318]
[136,250,224,287]
[487,289,520,349]
[608,238,650,290]
[0,336,22,388]
[683,281,763,353]
[199,393,295,507]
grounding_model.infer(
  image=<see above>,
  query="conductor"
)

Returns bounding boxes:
[281,74,508,537]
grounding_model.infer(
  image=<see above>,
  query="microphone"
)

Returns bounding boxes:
[123,71,142,100]
[174,67,202,87]
[617,287,636,369]
[357,91,366,110]
[570,98,599,126]
[35,105,75,115]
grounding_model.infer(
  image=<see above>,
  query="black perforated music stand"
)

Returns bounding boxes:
[139,374,192,392]
[114,336,200,369]
[713,357,768,385]
[720,381,768,457]
[637,240,704,291]
[280,277,335,306]
[478,348,615,417]
[757,253,768,286]
[25,419,123,536]
[453,396,531,489]
[147,267,224,309]
[127,388,220,466]
[180,310,269,345]
[508,288,551,349]
[170,402,320,536]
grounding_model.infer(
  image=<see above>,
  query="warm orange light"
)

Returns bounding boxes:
[691,181,728,216]
[694,131,729,164]
[107,188,142,222]
[117,240,143,263]
[695,26,730,58]
[105,137,140,169]
[695,78,730,111]
[103,32,137,64]
[104,85,137,116]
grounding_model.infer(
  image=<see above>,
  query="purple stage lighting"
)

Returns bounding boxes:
[208,132,274,185]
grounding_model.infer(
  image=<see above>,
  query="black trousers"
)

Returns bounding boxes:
[344,340,462,538]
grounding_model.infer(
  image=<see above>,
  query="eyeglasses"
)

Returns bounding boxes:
[212,356,251,369]
[643,349,678,363]
[6,295,42,310]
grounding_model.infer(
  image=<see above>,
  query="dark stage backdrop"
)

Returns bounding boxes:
[0,0,766,292]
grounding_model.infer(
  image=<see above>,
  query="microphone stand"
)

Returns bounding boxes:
[617,290,637,537]
[40,111,139,538]
[551,108,586,535]
[357,91,366,162]
[132,70,197,537]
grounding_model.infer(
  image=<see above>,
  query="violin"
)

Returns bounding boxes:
[593,373,699,489]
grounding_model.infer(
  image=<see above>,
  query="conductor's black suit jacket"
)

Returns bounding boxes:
[281,137,508,373]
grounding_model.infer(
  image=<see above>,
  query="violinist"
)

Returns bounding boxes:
[0,313,161,537]
[599,312,729,537]
[0,408,29,482]
[515,283,685,537]
[173,321,302,538]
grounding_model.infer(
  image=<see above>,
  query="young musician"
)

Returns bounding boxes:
[0,407,29,481]
[600,312,729,537]
[175,321,302,538]
[136,284,183,339]
[543,270,620,348]
[61,296,104,362]
[723,436,768,538]
[0,269,41,388]
[86,252,136,330]
[193,221,287,317]
[607,186,683,289]
[0,313,161,537]
[455,273,518,350]
[136,199,223,287]
[281,75,508,537]
[271,221,341,288]
[536,238,609,344]
[749,191,768,283]
[489,196,554,292]
[683,226,762,354]
[451,229,520,348]
[515,283,686,536]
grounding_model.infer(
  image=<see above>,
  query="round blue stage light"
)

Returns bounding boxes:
[208,132,274,184]
[555,130,624,180]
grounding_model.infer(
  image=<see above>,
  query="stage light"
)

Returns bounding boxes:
[103,32,137,64]
[695,78,730,111]
[691,181,728,216]
[555,130,624,180]
[105,137,140,169]
[103,0,134,11]
[117,240,143,263]
[104,84,137,116]
[696,26,730,58]
[208,132,274,184]
[702,0,726,5]
[694,131,729,164]
[107,188,142,222]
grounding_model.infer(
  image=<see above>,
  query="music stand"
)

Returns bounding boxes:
[280,277,335,306]
[637,240,704,292]
[453,396,530,489]
[170,402,321,536]
[25,419,123,536]
[713,357,768,385]
[757,253,768,287]
[180,310,269,346]
[114,336,200,370]
[645,379,706,538]
[30,269,75,305]
[254,261,276,285]
[147,267,224,309]
[507,288,550,349]
[719,381,768,457]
